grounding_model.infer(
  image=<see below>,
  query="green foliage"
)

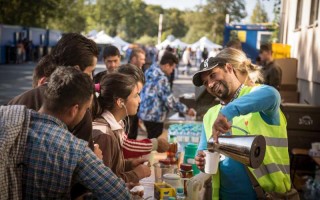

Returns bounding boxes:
[271,0,281,42]
[189,0,247,44]
[0,0,247,44]
[250,0,269,23]
[135,35,157,45]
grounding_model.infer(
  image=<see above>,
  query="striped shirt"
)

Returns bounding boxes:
[22,111,130,199]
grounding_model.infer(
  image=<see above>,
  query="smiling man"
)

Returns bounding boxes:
[193,52,292,199]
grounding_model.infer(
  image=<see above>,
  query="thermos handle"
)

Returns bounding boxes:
[231,125,249,135]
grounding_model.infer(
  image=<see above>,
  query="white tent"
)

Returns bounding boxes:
[87,30,98,38]
[170,39,189,49]
[191,36,222,50]
[156,39,172,50]
[113,36,130,47]
[90,31,114,44]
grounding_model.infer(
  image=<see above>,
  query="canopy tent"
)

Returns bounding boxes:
[87,30,98,38]
[113,36,131,51]
[156,39,172,50]
[89,31,114,44]
[191,36,222,50]
[113,36,130,47]
[170,39,189,49]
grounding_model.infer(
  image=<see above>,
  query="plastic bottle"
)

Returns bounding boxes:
[167,135,178,171]
[176,188,186,200]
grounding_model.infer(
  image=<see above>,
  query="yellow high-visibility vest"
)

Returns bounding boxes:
[203,86,291,199]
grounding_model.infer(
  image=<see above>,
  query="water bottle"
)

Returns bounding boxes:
[176,187,186,200]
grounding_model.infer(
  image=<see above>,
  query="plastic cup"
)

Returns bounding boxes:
[203,150,220,174]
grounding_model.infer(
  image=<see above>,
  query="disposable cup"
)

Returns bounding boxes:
[204,150,220,174]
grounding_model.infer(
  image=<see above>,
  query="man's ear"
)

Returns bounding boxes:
[69,104,79,119]
[225,63,233,73]
[37,77,47,86]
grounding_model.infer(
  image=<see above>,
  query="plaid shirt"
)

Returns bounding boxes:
[22,111,130,199]
[138,63,187,122]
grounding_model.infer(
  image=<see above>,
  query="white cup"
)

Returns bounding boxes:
[204,150,220,174]
[312,142,320,151]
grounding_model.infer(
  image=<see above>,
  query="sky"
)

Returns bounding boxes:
[143,0,275,23]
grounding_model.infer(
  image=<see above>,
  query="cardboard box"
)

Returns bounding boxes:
[280,91,299,103]
[281,103,320,172]
[154,183,175,200]
[274,58,298,86]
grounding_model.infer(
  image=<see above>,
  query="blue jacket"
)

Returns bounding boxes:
[138,64,187,122]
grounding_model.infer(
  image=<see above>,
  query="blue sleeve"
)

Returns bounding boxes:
[158,77,187,113]
[220,85,281,125]
[197,124,208,151]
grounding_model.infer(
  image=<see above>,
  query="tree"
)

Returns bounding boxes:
[161,8,188,39]
[0,0,88,33]
[250,0,269,23]
[183,11,210,43]
[184,0,247,44]
[0,0,63,28]
[121,0,150,41]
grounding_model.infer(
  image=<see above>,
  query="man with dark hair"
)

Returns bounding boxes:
[8,33,99,199]
[129,47,146,69]
[9,33,98,147]
[50,33,98,77]
[94,45,121,84]
[138,52,196,138]
[32,55,56,88]
[1,67,130,199]
[259,43,282,90]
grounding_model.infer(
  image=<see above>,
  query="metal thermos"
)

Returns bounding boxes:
[207,135,266,168]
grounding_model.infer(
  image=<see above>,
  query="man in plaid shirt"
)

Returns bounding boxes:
[21,67,130,199]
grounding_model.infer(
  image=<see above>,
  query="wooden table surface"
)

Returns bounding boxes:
[140,152,167,199]
[312,156,320,166]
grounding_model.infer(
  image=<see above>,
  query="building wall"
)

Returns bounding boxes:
[281,0,320,105]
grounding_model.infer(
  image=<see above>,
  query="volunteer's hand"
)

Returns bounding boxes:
[94,144,103,160]
[126,182,140,190]
[212,113,231,143]
[134,164,151,179]
[195,150,206,171]
[187,108,196,117]
[131,158,149,168]
[157,137,170,152]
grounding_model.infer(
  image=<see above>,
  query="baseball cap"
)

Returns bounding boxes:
[192,57,228,86]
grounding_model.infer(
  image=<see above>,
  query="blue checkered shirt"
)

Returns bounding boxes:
[22,111,130,199]
[138,63,187,122]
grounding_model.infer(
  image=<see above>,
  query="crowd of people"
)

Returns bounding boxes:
[1,32,293,200]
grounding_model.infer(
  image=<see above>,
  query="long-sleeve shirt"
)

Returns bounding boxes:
[262,61,282,90]
[122,133,158,159]
[92,111,141,183]
[198,84,281,150]
[23,110,130,199]
[138,63,187,122]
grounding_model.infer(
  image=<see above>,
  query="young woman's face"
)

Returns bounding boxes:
[124,84,141,115]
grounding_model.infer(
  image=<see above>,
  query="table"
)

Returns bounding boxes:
[140,151,167,199]
[311,156,320,166]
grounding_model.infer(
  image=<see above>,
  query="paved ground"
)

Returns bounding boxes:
[0,62,198,105]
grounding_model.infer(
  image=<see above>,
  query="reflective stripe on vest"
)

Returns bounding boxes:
[253,163,290,179]
[264,137,288,147]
